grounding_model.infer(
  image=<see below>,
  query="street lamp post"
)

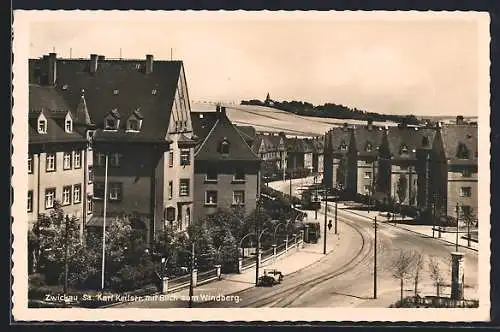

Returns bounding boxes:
[334,201,338,234]
[255,195,261,286]
[323,191,328,255]
[314,175,318,220]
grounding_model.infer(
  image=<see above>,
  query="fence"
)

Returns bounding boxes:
[162,265,222,294]
[196,269,218,286]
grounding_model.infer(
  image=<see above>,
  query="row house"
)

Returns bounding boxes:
[29,53,197,243]
[191,106,261,223]
[286,137,314,174]
[252,132,287,174]
[323,119,478,218]
[28,84,93,239]
[430,123,478,219]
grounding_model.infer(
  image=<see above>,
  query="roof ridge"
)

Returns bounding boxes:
[194,118,220,157]
[224,113,261,159]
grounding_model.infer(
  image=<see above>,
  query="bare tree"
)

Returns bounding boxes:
[412,252,425,300]
[391,249,416,302]
[428,256,445,297]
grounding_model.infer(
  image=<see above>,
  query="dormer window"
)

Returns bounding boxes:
[340,140,347,151]
[365,142,372,152]
[152,89,157,95]
[65,113,73,133]
[128,119,140,131]
[422,136,429,147]
[126,109,143,132]
[218,138,230,155]
[113,89,119,95]
[38,119,47,134]
[400,144,408,154]
[104,109,120,131]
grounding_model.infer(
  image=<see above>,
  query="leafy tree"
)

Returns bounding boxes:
[30,201,83,286]
[412,252,425,300]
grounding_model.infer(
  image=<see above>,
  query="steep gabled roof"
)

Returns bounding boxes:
[353,125,385,157]
[387,127,437,160]
[286,137,313,153]
[191,111,219,153]
[29,84,86,144]
[29,56,182,143]
[440,124,478,164]
[193,110,260,162]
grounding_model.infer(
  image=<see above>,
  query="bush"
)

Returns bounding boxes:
[440,215,457,227]
[29,273,46,288]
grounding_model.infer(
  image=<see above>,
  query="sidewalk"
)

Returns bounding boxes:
[336,203,479,252]
[114,207,340,308]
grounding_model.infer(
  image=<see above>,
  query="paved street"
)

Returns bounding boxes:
[114,177,478,308]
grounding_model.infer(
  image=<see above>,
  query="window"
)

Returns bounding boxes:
[462,167,472,177]
[127,118,140,131]
[60,185,71,205]
[63,152,72,170]
[27,191,33,212]
[205,191,218,205]
[45,188,56,209]
[87,195,93,214]
[109,182,122,201]
[364,172,371,179]
[400,145,408,154]
[168,181,173,199]
[219,139,230,154]
[65,119,73,133]
[206,169,218,182]
[168,151,174,168]
[234,169,245,182]
[28,154,33,174]
[96,153,106,166]
[340,144,348,151]
[105,118,117,130]
[233,190,245,205]
[456,143,470,159]
[73,184,81,203]
[152,89,157,95]
[38,119,47,134]
[363,185,370,194]
[179,179,190,196]
[94,182,104,199]
[180,149,190,166]
[113,89,119,95]
[88,166,93,184]
[364,160,373,166]
[365,142,372,152]
[460,187,472,197]
[46,153,56,172]
[73,151,81,169]
[87,130,95,150]
[400,165,409,170]
[110,153,121,167]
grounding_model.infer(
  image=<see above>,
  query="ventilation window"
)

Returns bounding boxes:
[152,89,157,95]
[365,142,372,152]
[113,89,119,95]
[38,119,47,134]
[218,138,230,155]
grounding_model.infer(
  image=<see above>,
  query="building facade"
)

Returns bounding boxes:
[191,107,261,223]
[29,53,197,243]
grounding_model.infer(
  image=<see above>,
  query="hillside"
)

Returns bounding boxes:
[191,103,399,136]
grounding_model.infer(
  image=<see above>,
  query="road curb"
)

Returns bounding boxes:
[339,208,478,253]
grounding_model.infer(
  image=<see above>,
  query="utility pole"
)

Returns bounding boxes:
[334,201,338,234]
[64,215,70,295]
[255,195,261,285]
[374,216,377,299]
[289,171,292,200]
[314,175,318,220]
[455,203,460,252]
[323,194,328,255]
[188,242,195,308]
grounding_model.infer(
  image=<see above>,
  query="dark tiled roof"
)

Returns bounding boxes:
[327,127,353,155]
[29,56,182,143]
[194,110,261,161]
[29,85,87,144]
[387,127,437,160]
[353,125,385,157]
[286,137,313,153]
[235,125,257,142]
[440,124,478,164]
[191,111,219,153]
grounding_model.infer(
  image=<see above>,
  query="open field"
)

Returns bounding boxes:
[191,103,399,136]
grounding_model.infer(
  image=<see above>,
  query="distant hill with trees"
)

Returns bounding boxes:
[240,98,421,126]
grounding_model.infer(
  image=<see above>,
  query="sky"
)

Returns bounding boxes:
[28,12,484,116]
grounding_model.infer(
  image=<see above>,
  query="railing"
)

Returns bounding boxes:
[261,247,274,261]
[167,273,191,292]
[274,242,287,259]
[197,269,218,286]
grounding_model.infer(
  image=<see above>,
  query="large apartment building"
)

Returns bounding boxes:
[28,84,93,239]
[29,53,197,243]
[191,106,261,223]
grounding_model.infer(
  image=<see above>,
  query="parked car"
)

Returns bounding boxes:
[257,275,276,287]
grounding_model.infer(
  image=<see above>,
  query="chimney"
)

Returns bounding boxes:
[146,54,154,74]
[342,122,349,131]
[98,55,105,61]
[367,119,373,131]
[89,54,98,74]
[456,115,464,125]
[48,53,57,85]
